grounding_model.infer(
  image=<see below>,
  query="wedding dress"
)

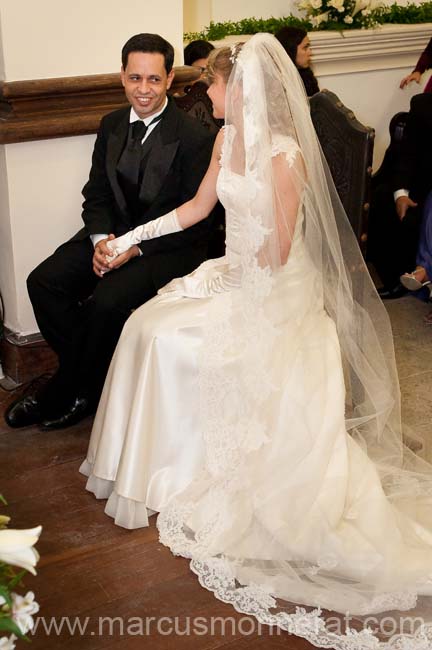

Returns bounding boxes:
[81,34,432,648]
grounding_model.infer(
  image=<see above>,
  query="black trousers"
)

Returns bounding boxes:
[367,183,422,289]
[27,237,207,414]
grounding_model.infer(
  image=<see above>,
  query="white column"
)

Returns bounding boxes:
[183,0,212,36]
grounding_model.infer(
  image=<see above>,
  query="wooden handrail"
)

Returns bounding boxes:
[0,66,200,144]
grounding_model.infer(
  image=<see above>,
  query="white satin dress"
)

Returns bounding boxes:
[79,135,321,529]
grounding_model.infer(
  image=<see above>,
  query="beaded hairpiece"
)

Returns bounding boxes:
[229,43,242,65]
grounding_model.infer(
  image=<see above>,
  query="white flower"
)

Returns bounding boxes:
[11,592,39,635]
[310,0,323,9]
[310,11,330,26]
[352,0,370,15]
[298,0,311,9]
[0,636,16,650]
[362,8,371,15]
[0,526,42,575]
[344,14,354,22]
[328,0,345,11]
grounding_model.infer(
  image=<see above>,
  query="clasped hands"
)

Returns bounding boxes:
[93,234,138,278]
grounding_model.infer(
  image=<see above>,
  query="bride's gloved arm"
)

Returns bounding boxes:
[158,263,242,298]
[269,147,306,267]
[106,130,224,262]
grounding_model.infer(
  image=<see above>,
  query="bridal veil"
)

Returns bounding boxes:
[157,33,432,648]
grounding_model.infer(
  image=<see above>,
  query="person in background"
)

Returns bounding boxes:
[184,39,215,79]
[275,25,319,97]
[400,189,432,306]
[400,37,432,93]
[368,93,432,298]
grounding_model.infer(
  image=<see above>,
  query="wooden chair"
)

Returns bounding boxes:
[174,81,223,134]
[310,89,375,253]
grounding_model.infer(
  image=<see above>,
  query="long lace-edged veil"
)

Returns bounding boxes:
[158,33,432,648]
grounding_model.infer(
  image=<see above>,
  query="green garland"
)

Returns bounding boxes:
[184,2,432,41]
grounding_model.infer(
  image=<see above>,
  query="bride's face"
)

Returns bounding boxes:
[207,72,226,119]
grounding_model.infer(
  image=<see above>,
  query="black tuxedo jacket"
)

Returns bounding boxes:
[391,93,432,203]
[75,97,215,257]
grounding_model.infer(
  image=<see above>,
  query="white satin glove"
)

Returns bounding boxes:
[158,264,242,298]
[106,209,182,261]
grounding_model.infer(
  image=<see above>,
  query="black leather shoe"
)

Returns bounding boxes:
[378,283,408,300]
[5,394,42,428]
[39,397,92,430]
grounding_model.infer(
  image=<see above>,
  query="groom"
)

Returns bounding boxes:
[5,33,215,430]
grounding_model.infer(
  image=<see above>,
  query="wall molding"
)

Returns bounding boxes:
[311,23,432,76]
[212,23,432,76]
[0,66,200,144]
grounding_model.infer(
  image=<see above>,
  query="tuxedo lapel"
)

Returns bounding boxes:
[139,99,180,206]
[106,111,130,216]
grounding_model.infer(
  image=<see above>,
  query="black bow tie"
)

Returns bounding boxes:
[130,114,163,144]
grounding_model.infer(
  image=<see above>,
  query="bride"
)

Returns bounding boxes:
[80,34,432,648]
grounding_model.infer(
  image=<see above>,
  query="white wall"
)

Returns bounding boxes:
[183,0,424,33]
[184,0,301,33]
[211,0,299,23]
[0,11,5,79]
[0,0,183,336]
[317,67,427,170]
[184,0,211,36]
[0,146,17,329]
[0,0,184,79]
[3,137,95,334]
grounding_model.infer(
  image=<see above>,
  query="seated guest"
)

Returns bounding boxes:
[184,39,215,79]
[400,190,432,299]
[4,33,215,430]
[367,93,432,298]
[275,26,319,97]
[400,37,432,93]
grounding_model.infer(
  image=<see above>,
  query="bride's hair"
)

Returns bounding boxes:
[207,42,244,83]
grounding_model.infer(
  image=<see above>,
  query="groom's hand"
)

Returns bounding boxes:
[107,245,141,271]
[93,235,115,277]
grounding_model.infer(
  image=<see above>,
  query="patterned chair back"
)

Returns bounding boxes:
[310,89,375,253]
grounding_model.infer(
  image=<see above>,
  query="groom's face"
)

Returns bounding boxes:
[121,51,174,119]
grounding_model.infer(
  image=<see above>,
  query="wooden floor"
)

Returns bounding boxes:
[0,386,314,650]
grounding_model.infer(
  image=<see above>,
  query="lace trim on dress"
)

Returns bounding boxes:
[271,134,301,167]
[159,505,429,649]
